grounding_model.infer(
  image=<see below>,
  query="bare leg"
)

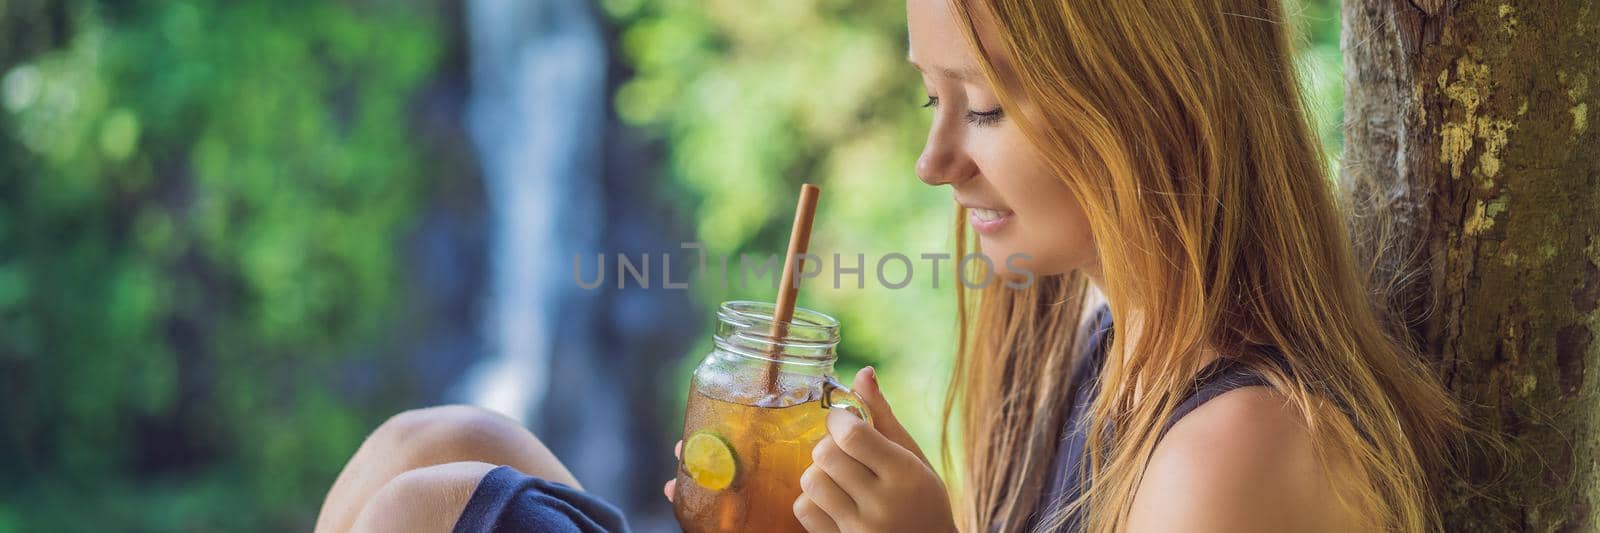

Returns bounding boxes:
[315,405,581,533]
[349,461,497,533]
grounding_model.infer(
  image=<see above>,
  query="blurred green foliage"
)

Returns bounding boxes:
[1,1,440,530]
[1288,0,1346,170]
[607,0,1346,472]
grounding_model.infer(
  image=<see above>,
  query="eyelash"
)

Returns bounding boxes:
[922,96,1005,127]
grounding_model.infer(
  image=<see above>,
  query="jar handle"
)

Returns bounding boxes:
[821,377,873,425]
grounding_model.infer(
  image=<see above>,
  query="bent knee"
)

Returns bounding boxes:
[352,461,496,533]
[373,405,539,461]
[367,405,580,489]
[377,405,524,443]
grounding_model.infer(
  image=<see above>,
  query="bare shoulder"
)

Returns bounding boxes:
[1126,387,1356,533]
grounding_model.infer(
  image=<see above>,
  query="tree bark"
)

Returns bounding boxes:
[1342,1,1600,531]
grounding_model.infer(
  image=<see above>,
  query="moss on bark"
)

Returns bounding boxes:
[1343,1,1600,531]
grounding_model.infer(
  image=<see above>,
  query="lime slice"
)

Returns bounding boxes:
[683,431,737,491]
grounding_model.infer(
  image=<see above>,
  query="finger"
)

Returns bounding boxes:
[799,464,856,518]
[826,408,914,475]
[854,366,932,467]
[811,433,877,491]
[666,440,683,502]
[793,494,841,533]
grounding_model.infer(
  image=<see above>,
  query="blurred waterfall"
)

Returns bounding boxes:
[458,0,625,499]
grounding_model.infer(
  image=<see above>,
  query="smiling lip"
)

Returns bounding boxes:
[964,204,1013,235]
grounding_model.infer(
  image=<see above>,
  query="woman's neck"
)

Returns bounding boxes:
[1109,304,1224,403]
[1083,264,1106,293]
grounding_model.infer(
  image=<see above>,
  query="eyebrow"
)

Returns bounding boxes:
[907,57,983,82]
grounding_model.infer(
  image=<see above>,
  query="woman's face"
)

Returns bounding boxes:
[906,0,1096,280]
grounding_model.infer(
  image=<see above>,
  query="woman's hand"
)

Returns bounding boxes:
[664,439,680,502]
[794,367,956,533]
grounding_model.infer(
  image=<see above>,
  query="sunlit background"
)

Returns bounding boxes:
[0,0,1341,530]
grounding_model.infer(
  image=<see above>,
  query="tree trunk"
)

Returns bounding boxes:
[1341,0,1600,531]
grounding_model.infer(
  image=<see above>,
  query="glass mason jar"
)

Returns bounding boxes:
[671,301,870,533]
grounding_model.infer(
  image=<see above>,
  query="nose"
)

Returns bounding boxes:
[915,120,977,186]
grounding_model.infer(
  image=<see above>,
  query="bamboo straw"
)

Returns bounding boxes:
[764,183,821,396]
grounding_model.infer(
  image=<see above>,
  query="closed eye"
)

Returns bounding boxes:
[923,96,1004,127]
[965,107,1005,127]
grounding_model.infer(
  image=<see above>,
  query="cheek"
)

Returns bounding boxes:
[982,143,1095,275]
[1046,195,1095,259]
[1014,189,1094,275]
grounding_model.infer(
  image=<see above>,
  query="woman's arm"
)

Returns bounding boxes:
[1127,388,1357,533]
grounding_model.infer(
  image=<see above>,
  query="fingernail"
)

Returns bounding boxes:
[865,366,878,384]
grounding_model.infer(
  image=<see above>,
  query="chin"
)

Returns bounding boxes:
[972,240,1032,278]
[977,241,1075,282]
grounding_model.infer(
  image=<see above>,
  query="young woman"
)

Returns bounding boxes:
[316,0,1462,531]
[774,0,1463,531]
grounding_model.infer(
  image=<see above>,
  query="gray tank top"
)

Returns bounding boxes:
[1022,304,1285,532]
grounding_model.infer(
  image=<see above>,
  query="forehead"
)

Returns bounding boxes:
[906,0,976,70]
[907,0,1017,83]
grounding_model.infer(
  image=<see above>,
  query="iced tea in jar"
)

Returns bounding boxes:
[672,301,870,533]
